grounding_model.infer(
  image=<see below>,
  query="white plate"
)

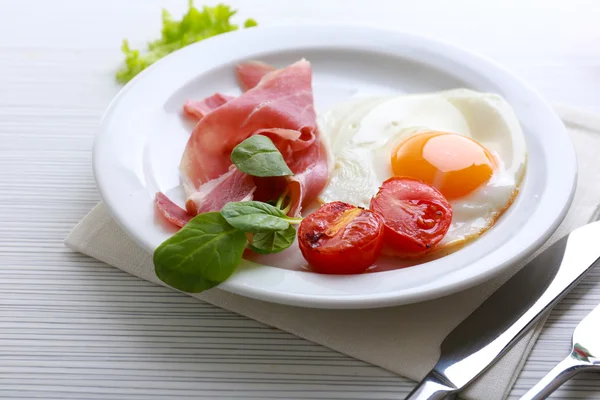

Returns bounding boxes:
[94,25,576,309]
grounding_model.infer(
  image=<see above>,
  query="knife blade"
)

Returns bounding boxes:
[405,218,600,400]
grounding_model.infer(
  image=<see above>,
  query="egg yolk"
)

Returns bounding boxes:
[391,131,496,200]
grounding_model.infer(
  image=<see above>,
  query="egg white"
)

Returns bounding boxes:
[317,89,527,248]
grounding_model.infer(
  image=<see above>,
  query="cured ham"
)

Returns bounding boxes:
[283,140,330,216]
[236,61,276,92]
[185,166,256,215]
[183,93,234,120]
[157,59,330,226]
[155,192,192,228]
[181,60,318,185]
[181,59,329,216]
[249,127,329,215]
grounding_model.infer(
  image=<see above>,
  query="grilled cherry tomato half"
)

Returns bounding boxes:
[298,201,385,274]
[370,177,452,258]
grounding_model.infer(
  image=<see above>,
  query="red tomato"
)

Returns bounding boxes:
[298,202,385,274]
[370,177,452,258]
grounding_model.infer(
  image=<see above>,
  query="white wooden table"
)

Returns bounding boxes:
[1,0,599,398]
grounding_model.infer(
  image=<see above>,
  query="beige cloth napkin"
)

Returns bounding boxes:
[65,107,600,400]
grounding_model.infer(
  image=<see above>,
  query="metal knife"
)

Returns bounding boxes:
[405,217,600,400]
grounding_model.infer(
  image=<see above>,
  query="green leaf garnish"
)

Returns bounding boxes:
[117,2,258,84]
[244,18,258,28]
[153,212,247,292]
[221,201,289,232]
[249,225,297,254]
[221,201,303,233]
[231,135,294,177]
[154,174,304,292]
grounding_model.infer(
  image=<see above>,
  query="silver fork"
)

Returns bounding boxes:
[519,205,600,400]
[520,302,600,399]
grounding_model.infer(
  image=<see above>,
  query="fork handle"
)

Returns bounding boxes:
[520,353,591,400]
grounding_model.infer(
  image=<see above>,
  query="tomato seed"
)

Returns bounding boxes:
[417,216,436,229]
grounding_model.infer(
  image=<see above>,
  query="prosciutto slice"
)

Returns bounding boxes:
[236,61,276,92]
[180,59,329,217]
[233,63,329,214]
[249,127,329,215]
[182,61,273,123]
[157,59,329,226]
[181,60,319,184]
[155,192,192,228]
[155,167,254,228]
[185,166,256,215]
[183,93,234,120]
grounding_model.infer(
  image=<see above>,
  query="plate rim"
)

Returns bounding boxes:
[94,24,577,308]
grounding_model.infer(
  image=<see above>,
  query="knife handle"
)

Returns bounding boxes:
[405,371,456,400]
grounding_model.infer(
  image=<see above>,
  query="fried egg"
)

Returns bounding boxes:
[318,89,527,249]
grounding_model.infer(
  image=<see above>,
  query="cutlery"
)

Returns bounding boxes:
[405,212,600,400]
[520,303,600,399]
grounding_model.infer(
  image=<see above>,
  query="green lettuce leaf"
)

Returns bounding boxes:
[116,1,257,84]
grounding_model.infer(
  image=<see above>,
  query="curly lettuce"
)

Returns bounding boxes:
[116,1,258,84]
